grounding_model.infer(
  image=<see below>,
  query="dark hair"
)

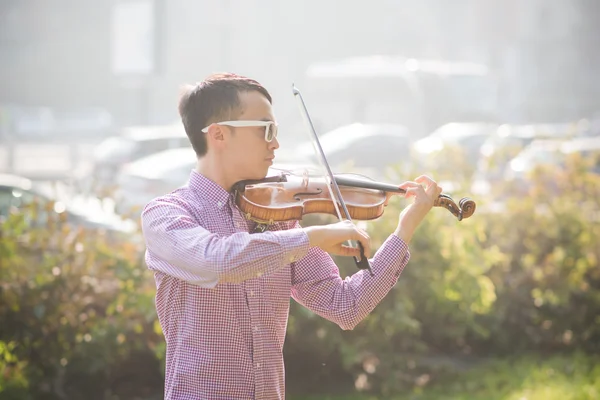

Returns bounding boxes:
[178,72,272,157]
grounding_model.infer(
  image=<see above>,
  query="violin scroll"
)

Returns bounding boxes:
[434,195,476,221]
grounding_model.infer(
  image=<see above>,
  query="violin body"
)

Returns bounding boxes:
[233,172,476,225]
[236,176,390,225]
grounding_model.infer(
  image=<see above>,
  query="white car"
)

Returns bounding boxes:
[412,122,499,164]
[113,147,197,217]
[0,173,137,235]
[277,122,413,181]
[88,123,191,196]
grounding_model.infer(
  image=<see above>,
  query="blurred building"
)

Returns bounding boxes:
[1,0,598,140]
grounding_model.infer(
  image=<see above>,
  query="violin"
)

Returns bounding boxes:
[233,170,476,225]
[233,84,477,275]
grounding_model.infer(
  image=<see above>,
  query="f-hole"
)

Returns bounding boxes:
[294,188,323,201]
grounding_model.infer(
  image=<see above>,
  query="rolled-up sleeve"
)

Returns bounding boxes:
[141,197,310,287]
[291,222,410,330]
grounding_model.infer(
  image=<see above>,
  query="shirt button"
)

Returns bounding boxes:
[289,256,295,262]
[256,363,261,368]
[256,272,263,277]
[249,290,254,297]
[253,326,259,332]
[217,201,223,208]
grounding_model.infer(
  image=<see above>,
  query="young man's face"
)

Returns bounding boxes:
[222,90,279,181]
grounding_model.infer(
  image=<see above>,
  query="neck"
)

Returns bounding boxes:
[196,155,235,192]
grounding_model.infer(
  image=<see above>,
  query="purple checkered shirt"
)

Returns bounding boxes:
[141,170,410,399]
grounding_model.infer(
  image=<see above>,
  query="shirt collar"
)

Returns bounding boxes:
[188,169,232,209]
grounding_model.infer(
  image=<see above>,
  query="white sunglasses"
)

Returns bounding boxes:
[201,120,278,142]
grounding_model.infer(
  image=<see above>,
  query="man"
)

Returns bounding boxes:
[141,72,442,399]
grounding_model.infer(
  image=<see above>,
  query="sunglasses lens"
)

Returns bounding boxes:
[266,123,277,142]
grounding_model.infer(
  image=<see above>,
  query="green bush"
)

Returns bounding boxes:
[286,153,600,396]
[288,351,600,400]
[0,203,163,400]
[413,351,600,400]
[1,152,599,398]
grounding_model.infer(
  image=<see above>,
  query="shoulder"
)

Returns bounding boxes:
[142,184,204,220]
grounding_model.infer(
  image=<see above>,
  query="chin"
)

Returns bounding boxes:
[258,167,270,178]
[259,163,273,176]
[242,168,269,181]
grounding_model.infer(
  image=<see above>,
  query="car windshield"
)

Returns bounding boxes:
[26,180,131,229]
[511,141,564,169]
[29,180,74,201]
[430,123,496,140]
[125,149,196,181]
[94,137,137,159]
[296,123,407,158]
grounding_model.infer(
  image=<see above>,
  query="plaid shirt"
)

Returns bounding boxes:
[141,170,410,400]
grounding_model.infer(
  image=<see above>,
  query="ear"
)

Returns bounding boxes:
[205,124,226,148]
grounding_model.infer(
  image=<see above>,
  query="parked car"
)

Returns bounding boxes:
[88,123,190,196]
[500,137,600,197]
[471,123,577,196]
[412,122,499,166]
[409,122,498,195]
[113,147,197,217]
[0,173,137,235]
[277,122,413,180]
[504,139,564,179]
[560,136,600,173]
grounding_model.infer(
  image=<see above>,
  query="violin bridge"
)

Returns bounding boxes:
[302,169,309,188]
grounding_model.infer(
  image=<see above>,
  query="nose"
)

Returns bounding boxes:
[269,136,280,150]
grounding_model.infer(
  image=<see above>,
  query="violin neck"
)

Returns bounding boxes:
[333,175,406,194]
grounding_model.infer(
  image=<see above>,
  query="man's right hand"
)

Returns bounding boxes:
[304,220,371,259]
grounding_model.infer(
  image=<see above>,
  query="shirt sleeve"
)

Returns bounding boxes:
[141,196,310,288]
[290,221,410,330]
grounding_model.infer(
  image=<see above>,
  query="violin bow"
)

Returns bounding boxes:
[292,84,374,276]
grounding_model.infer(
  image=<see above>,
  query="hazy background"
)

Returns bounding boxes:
[2,1,600,399]
[1,0,599,177]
